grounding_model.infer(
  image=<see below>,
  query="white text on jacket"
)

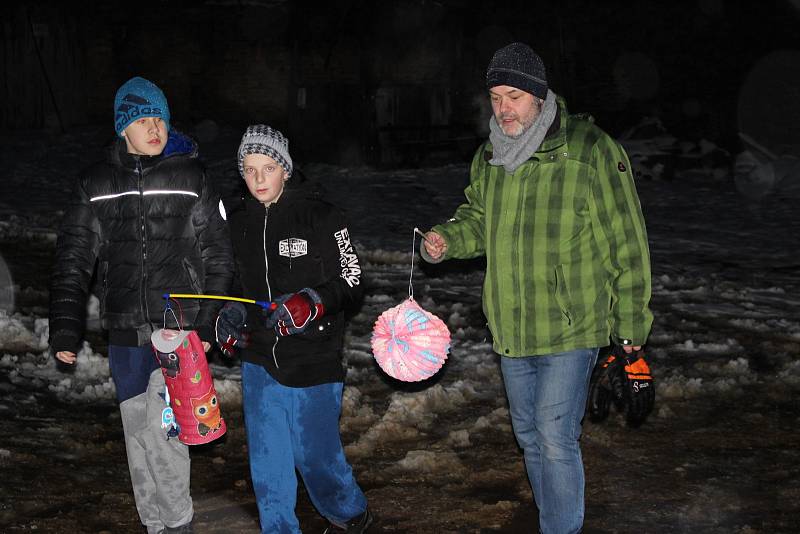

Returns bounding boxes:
[334,228,361,287]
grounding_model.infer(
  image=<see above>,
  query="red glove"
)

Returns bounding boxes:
[265,288,324,336]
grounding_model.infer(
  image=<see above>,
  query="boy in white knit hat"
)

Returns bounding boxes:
[215,125,372,533]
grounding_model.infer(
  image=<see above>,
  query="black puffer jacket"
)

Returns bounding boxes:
[226,177,363,387]
[49,131,233,353]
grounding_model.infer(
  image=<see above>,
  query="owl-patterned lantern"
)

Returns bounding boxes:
[151,328,227,445]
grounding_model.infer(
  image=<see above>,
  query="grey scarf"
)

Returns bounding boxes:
[488,89,558,173]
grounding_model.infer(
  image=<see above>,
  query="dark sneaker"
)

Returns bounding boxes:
[163,523,194,534]
[323,508,373,533]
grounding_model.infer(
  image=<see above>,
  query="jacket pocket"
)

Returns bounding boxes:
[98,261,109,317]
[554,265,573,325]
[182,257,202,293]
[298,315,340,342]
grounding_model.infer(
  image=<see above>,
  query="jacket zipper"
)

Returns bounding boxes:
[137,158,152,329]
[263,205,280,368]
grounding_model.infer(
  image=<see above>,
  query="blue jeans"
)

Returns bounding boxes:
[108,343,160,403]
[242,362,367,534]
[500,348,599,534]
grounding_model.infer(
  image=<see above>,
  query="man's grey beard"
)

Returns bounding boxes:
[488,89,557,173]
[495,112,537,139]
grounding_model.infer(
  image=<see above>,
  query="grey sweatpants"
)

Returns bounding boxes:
[119,368,194,533]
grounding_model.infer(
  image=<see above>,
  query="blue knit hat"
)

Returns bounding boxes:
[113,77,171,137]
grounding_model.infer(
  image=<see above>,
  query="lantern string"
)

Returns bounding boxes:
[409,227,418,300]
[163,297,184,330]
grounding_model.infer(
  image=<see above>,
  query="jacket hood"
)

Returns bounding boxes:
[239,168,326,213]
[538,96,569,152]
[483,95,577,160]
[279,171,326,204]
[107,129,199,167]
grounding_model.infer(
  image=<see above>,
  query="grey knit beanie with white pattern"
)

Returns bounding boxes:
[237,125,293,179]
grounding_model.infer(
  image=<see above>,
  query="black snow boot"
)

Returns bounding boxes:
[323,508,373,533]
[159,522,193,534]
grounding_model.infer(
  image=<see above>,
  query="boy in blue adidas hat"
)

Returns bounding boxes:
[113,76,171,138]
[49,76,233,534]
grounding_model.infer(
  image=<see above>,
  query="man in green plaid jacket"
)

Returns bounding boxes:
[421,43,653,534]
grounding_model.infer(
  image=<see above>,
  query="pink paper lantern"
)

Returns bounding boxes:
[371,298,451,382]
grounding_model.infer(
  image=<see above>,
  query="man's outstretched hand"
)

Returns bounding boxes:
[423,231,448,260]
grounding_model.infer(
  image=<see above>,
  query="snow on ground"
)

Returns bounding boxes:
[1,233,797,413]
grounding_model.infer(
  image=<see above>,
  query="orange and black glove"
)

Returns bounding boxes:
[617,347,655,426]
[587,350,626,422]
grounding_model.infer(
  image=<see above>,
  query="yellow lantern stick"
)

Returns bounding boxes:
[163,293,277,310]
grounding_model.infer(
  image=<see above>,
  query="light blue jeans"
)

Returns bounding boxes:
[500,348,599,534]
[242,362,367,534]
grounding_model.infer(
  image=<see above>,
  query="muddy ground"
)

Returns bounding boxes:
[2,167,800,533]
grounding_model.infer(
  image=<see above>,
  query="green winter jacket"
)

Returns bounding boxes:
[432,97,653,356]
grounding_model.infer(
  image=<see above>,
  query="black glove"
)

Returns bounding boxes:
[265,288,324,336]
[617,347,655,426]
[587,350,626,422]
[215,302,249,357]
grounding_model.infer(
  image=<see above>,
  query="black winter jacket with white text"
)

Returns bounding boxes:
[225,178,363,387]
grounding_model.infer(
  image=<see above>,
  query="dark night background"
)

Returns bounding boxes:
[2,1,800,533]
[3,0,799,166]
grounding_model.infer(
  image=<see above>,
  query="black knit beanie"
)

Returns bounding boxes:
[486,42,547,99]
